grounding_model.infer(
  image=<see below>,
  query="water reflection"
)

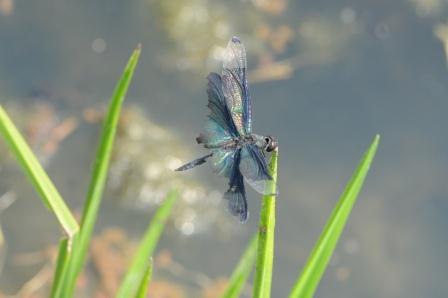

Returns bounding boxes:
[150,0,361,86]
[0,191,14,276]
[1,0,448,296]
[408,0,446,17]
[0,0,13,16]
[150,0,355,85]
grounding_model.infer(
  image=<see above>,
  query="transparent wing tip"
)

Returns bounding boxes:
[231,36,241,43]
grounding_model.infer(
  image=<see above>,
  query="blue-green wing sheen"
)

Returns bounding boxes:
[239,145,274,195]
[197,73,237,147]
[200,119,232,147]
[210,148,235,178]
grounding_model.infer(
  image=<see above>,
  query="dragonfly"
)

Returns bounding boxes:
[176,36,277,222]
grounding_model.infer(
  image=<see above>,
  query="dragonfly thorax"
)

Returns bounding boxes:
[213,134,277,152]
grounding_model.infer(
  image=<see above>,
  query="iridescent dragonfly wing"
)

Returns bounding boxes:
[224,149,248,222]
[221,36,252,136]
[176,73,238,175]
[239,144,275,195]
[209,147,236,178]
[197,73,238,146]
[195,73,239,177]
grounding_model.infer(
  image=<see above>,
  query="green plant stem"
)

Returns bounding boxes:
[289,135,380,298]
[253,149,278,298]
[0,106,79,238]
[116,190,178,298]
[50,238,69,297]
[59,45,141,297]
[221,235,258,298]
[135,258,153,298]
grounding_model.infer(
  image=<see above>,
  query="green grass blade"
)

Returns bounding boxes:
[0,225,5,269]
[135,258,153,298]
[221,235,258,298]
[50,238,70,298]
[61,45,142,296]
[116,190,178,298]
[289,135,380,298]
[0,106,79,238]
[253,149,278,298]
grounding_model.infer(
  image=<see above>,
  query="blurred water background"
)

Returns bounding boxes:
[1,0,448,297]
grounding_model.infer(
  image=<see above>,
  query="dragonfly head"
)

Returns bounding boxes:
[264,136,278,152]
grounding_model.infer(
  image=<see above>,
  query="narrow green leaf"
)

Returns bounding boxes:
[0,225,4,253]
[50,238,70,298]
[61,45,142,296]
[289,135,380,298]
[253,149,278,298]
[116,190,178,298]
[135,258,153,298]
[221,235,258,298]
[0,106,79,238]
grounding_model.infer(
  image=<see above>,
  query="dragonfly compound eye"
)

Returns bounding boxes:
[265,136,278,152]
